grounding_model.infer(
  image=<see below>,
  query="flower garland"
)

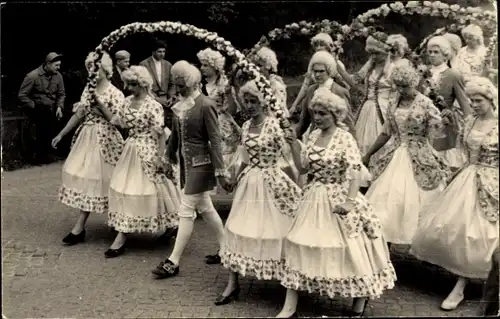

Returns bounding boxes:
[85,21,291,130]
[248,19,351,58]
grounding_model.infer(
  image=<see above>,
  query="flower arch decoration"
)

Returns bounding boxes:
[85,21,291,130]
[247,19,350,58]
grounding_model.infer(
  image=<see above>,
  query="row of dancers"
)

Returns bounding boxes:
[51,25,498,317]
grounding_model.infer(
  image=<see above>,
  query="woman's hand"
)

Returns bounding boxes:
[441,109,454,125]
[90,105,104,117]
[51,135,63,149]
[284,128,296,145]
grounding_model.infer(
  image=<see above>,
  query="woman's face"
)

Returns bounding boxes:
[313,41,329,52]
[254,57,270,77]
[125,80,140,95]
[86,64,106,81]
[242,92,263,117]
[394,82,415,98]
[370,51,388,64]
[200,61,217,78]
[470,93,493,115]
[427,45,447,66]
[312,104,335,130]
[463,33,480,48]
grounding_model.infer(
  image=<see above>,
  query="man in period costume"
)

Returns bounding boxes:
[18,52,66,164]
[140,39,176,129]
[111,50,131,94]
[151,61,230,279]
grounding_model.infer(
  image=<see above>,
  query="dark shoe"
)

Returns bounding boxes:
[349,299,368,317]
[159,228,178,241]
[104,244,126,258]
[151,259,179,278]
[205,251,221,265]
[214,285,240,306]
[62,230,86,246]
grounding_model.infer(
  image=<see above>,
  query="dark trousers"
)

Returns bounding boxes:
[23,106,58,164]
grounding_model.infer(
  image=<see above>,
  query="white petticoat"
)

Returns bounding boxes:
[108,140,181,233]
[410,165,499,279]
[366,145,444,244]
[355,99,385,156]
[280,183,396,299]
[220,166,293,280]
[59,125,114,214]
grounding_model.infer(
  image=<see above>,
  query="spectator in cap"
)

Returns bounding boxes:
[18,52,66,164]
[111,50,131,94]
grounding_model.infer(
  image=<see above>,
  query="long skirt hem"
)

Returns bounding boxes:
[107,210,178,234]
[59,186,108,214]
[220,250,283,281]
[280,263,396,299]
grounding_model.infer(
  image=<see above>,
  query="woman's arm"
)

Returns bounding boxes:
[364,132,391,159]
[57,114,84,138]
[289,139,309,175]
[290,73,312,111]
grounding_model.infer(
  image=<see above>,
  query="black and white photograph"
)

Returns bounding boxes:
[1,1,498,317]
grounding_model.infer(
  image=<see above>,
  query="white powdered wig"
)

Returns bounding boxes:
[461,24,484,45]
[465,76,498,111]
[255,47,279,73]
[386,34,409,56]
[427,35,453,60]
[309,87,348,129]
[121,65,154,90]
[443,33,463,57]
[238,80,265,105]
[171,60,202,88]
[307,51,338,77]
[85,52,113,79]
[196,48,226,74]
[311,32,334,47]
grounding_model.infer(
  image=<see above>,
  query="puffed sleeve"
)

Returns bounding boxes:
[149,100,165,134]
[343,131,363,181]
[425,98,446,140]
[108,88,125,117]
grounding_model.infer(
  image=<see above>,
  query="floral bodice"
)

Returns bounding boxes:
[452,46,487,80]
[72,84,125,165]
[239,116,301,217]
[370,93,451,190]
[205,77,241,155]
[460,115,499,222]
[113,95,172,184]
[301,128,382,239]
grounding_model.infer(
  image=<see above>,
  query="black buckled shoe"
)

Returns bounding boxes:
[152,259,179,279]
[205,251,221,265]
[104,244,126,258]
[62,230,86,246]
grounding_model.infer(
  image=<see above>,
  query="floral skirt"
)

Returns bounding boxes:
[59,125,115,214]
[220,167,294,280]
[108,141,180,233]
[281,184,396,299]
[366,146,445,244]
[410,165,499,279]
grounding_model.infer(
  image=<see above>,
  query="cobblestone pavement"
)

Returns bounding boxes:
[2,163,484,318]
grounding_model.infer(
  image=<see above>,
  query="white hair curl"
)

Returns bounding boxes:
[85,52,113,79]
[307,51,338,77]
[427,36,453,60]
[443,33,463,57]
[121,65,153,90]
[461,24,484,45]
[386,34,409,56]
[171,60,202,88]
[309,87,348,130]
[465,76,498,111]
[255,47,278,73]
[196,48,226,74]
[238,80,265,105]
[311,33,334,49]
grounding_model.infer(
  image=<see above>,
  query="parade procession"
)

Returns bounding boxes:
[1,1,498,318]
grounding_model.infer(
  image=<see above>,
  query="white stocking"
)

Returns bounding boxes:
[276,289,298,318]
[168,217,195,266]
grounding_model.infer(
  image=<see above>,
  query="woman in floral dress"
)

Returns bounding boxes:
[336,34,412,157]
[411,76,499,311]
[106,65,180,258]
[452,24,489,82]
[215,80,302,306]
[362,64,451,247]
[277,87,396,318]
[251,46,298,182]
[197,48,242,187]
[52,52,125,245]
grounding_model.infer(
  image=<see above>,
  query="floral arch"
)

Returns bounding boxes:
[85,21,291,130]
